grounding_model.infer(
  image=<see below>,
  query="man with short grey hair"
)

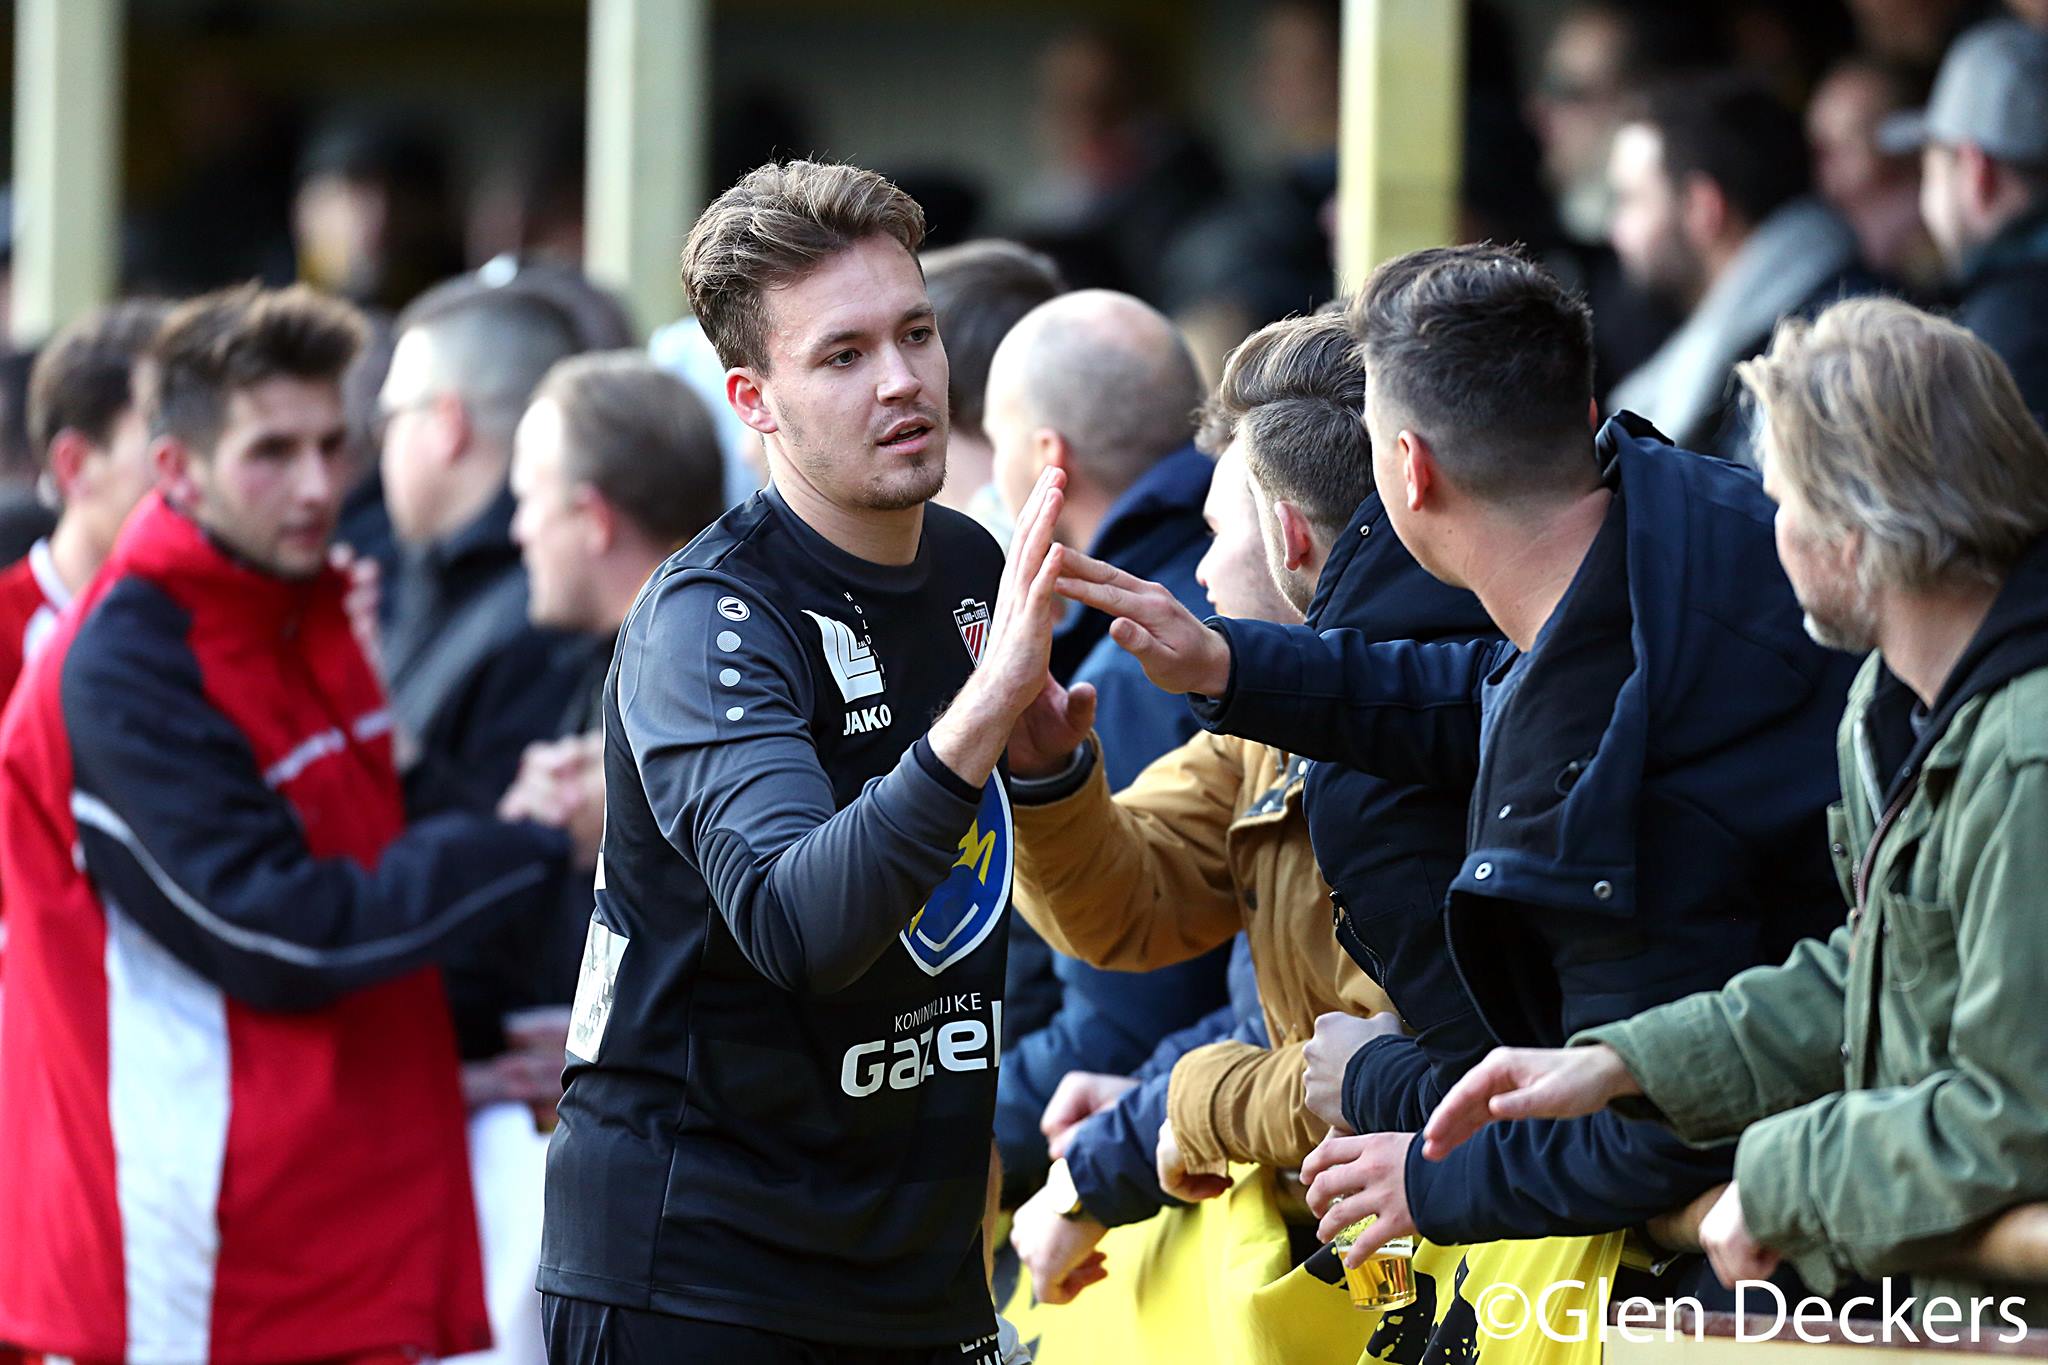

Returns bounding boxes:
[1882,17,2048,420]
[376,272,597,825]
[984,290,1210,691]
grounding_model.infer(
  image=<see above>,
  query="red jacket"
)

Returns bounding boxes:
[0,494,566,1364]
[0,537,69,703]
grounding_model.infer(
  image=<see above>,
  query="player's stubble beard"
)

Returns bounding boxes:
[780,402,950,514]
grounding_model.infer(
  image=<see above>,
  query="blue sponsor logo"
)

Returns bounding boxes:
[902,777,1012,976]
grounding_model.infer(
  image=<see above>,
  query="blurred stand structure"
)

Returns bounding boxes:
[1,0,1475,354]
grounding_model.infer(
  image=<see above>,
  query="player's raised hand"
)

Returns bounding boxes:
[931,468,1071,786]
[977,466,1068,713]
[1420,1044,1639,1160]
[1053,550,1232,698]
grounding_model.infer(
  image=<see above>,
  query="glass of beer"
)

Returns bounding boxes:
[1331,1217,1417,1311]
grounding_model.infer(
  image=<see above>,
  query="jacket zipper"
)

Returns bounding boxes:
[1852,786,1912,927]
[1849,713,1914,927]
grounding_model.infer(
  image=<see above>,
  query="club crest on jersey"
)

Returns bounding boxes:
[902,777,1012,975]
[953,598,991,664]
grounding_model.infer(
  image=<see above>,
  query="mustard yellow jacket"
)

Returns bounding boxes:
[1012,731,1393,1176]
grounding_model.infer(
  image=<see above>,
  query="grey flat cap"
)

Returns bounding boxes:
[1879,19,2048,165]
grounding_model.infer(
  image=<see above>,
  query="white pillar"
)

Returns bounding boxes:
[584,0,710,340]
[1335,0,1465,293]
[11,0,124,345]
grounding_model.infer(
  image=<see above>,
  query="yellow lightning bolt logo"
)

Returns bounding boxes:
[907,819,999,942]
[953,819,997,884]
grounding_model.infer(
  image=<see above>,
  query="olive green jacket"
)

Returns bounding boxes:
[1581,652,2048,1324]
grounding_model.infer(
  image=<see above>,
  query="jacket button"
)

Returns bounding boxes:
[1830,842,1847,858]
[1360,523,1372,537]
[1839,1043,1851,1066]
[1474,862,1493,881]
[1593,880,1614,901]
[1243,888,1259,912]
[1498,803,1513,820]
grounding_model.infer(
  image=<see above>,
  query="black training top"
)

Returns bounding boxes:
[538,486,1012,1347]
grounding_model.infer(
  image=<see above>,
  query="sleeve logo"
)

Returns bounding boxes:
[715,596,751,622]
[901,777,1012,975]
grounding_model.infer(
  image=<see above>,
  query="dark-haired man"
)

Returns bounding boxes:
[0,302,166,1060]
[0,284,576,1365]
[1607,73,1873,461]
[1057,246,1858,1302]
[1427,297,2048,1326]
[539,161,1059,1364]
[0,300,166,699]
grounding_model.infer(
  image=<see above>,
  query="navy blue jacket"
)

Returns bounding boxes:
[384,487,598,1057]
[1199,417,1857,1244]
[1953,207,2048,428]
[1285,492,1501,1102]
[997,443,1232,1194]
[1066,935,1265,1228]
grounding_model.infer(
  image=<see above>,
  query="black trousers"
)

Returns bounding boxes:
[541,1295,1004,1365]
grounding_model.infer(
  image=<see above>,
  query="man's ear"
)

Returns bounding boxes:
[1398,429,1436,513]
[45,429,94,504]
[154,434,198,506]
[1587,395,1601,431]
[728,368,778,436]
[576,484,617,557]
[1032,428,1069,479]
[1960,142,2001,218]
[1274,498,1318,573]
[1834,523,1867,579]
[432,392,474,463]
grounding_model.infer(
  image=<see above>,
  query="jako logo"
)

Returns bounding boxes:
[842,703,893,735]
[803,609,885,702]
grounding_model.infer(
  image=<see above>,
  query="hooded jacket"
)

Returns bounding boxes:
[1586,536,2048,1325]
[1198,418,1858,1245]
[0,493,568,1364]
